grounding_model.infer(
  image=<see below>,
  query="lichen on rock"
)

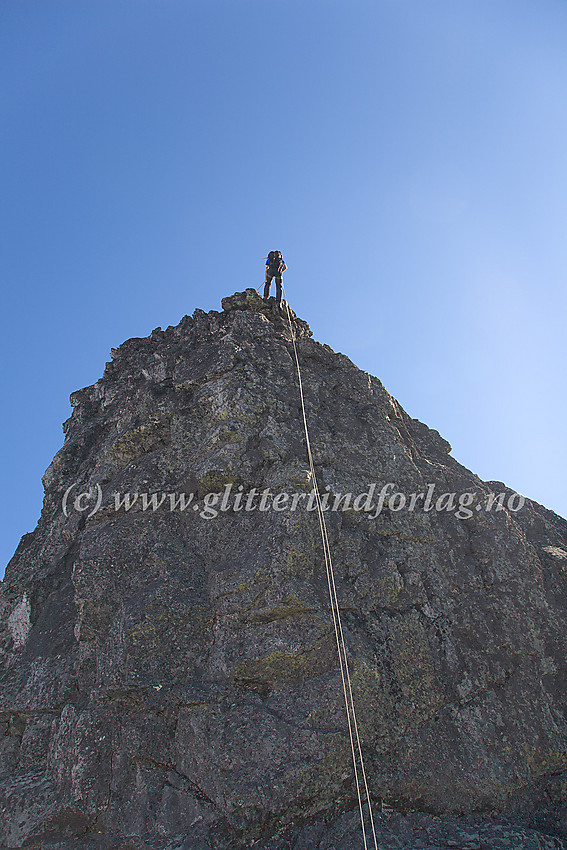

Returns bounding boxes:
[7,593,31,649]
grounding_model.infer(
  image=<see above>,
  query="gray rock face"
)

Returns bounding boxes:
[1,288,567,849]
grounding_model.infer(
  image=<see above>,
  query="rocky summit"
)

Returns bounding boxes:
[1,288,567,850]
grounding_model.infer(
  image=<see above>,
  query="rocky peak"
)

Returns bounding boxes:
[1,292,567,849]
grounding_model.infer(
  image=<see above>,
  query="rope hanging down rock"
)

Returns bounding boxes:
[282,285,379,850]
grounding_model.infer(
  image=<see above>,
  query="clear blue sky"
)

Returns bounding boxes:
[2,0,567,575]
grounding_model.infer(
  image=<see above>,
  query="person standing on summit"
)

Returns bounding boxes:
[263,251,287,306]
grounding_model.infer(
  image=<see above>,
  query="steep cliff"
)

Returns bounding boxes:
[1,289,567,849]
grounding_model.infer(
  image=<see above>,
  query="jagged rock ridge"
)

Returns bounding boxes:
[1,289,567,849]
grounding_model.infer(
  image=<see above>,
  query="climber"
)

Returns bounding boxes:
[263,251,287,306]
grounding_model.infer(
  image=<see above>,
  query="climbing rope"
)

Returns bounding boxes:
[281,286,379,850]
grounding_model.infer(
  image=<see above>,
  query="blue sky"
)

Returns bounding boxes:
[2,0,567,574]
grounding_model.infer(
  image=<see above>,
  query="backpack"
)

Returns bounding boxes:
[267,251,282,273]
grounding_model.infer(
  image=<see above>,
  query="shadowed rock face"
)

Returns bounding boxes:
[1,289,567,849]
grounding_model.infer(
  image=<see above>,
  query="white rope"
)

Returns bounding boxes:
[280,288,379,850]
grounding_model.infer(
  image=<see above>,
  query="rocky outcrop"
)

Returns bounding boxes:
[1,289,566,849]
